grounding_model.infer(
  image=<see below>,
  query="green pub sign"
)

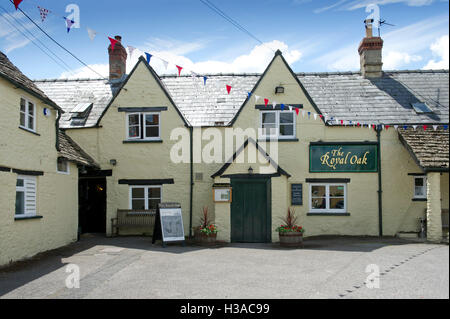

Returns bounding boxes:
[310,143,378,172]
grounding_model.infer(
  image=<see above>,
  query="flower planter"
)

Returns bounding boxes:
[279,232,303,247]
[194,228,217,245]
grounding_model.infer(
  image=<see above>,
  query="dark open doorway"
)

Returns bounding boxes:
[79,178,107,234]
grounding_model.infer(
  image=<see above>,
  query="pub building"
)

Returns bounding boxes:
[27,19,449,251]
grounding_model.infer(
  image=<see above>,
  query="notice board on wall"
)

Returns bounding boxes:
[291,183,303,206]
[152,202,185,246]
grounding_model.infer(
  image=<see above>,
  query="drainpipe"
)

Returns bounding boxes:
[189,126,194,239]
[55,109,62,151]
[376,125,383,237]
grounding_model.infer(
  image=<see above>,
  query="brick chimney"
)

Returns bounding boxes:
[358,19,383,78]
[108,35,127,80]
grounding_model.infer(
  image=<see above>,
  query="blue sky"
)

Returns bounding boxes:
[0,0,448,79]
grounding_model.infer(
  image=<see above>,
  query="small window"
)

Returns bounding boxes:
[57,158,70,174]
[20,98,36,132]
[15,175,37,217]
[310,183,346,213]
[129,186,162,211]
[126,112,160,140]
[413,176,427,199]
[411,102,432,114]
[260,111,296,139]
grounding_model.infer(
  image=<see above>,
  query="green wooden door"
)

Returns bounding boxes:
[231,178,271,243]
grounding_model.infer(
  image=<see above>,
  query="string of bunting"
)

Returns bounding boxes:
[11,1,449,132]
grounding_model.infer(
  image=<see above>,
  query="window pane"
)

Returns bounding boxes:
[57,159,68,172]
[262,113,276,124]
[145,114,159,125]
[312,198,326,209]
[16,179,24,187]
[311,186,326,197]
[131,199,146,210]
[330,198,345,209]
[20,98,25,112]
[330,185,345,197]
[128,126,140,138]
[415,186,424,196]
[280,112,293,124]
[148,187,161,199]
[128,114,140,125]
[415,178,424,187]
[279,124,294,136]
[20,112,25,127]
[28,115,34,129]
[148,199,160,210]
[145,126,159,138]
[131,187,145,199]
[15,191,25,214]
[28,102,34,116]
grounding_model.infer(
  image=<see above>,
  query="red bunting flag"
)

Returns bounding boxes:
[14,0,23,10]
[264,98,269,107]
[340,120,344,125]
[226,85,232,95]
[357,122,360,127]
[176,65,183,76]
[295,108,299,115]
[385,125,390,130]
[319,114,323,119]
[423,125,427,131]
[108,37,118,51]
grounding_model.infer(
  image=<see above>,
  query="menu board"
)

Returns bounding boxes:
[291,184,303,206]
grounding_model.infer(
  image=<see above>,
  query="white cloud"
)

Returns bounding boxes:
[313,0,437,12]
[383,51,422,69]
[0,11,37,53]
[423,35,449,69]
[59,40,302,79]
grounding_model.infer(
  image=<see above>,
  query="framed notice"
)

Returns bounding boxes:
[152,202,185,246]
[213,187,232,203]
[291,183,303,206]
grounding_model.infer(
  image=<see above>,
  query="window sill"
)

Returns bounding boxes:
[258,138,299,142]
[14,215,43,221]
[307,212,350,216]
[412,198,427,202]
[19,126,40,136]
[123,139,163,144]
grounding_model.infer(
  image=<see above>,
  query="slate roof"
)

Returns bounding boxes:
[0,51,62,112]
[299,70,449,125]
[398,128,449,171]
[34,67,449,128]
[35,78,122,129]
[58,130,99,168]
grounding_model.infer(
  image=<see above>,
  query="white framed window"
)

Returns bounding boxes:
[413,176,427,199]
[126,112,160,140]
[309,183,346,213]
[129,185,162,211]
[57,158,70,174]
[20,97,36,132]
[260,110,295,139]
[15,175,37,217]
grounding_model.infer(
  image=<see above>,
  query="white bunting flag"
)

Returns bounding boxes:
[272,101,277,109]
[313,114,317,120]
[394,125,399,130]
[433,125,438,131]
[288,106,293,111]
[254,95,260,103]
[413,125,418,130]
[161,59,169,70]
[127,46,136,56]
[87,28,97,41]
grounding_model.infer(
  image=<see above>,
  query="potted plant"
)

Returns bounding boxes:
[194,206,218,245]
[276,207,305,247]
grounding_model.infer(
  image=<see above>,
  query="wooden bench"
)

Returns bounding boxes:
[111,209,156,236]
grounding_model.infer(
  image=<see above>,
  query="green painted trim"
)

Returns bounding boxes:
[412,198,427,202]
[14,215,43,221]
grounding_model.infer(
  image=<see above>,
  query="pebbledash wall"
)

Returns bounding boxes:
[0,77,79,266]
[65,54,449,241]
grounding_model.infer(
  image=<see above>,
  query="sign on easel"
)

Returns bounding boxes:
[152,202,185,247]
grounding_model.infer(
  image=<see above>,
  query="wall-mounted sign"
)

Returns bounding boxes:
[291,183,303,206]
[310,143,378,172]
[213,187,232,203]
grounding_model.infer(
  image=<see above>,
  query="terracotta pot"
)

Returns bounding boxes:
[279,232,303,247]
[194,228,217,245]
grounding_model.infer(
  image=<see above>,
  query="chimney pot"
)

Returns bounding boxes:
[114,35,122,42]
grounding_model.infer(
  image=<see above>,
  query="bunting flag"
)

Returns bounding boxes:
[413,125,418,130]
[145,52,152,64]
[64,17,75,33]
[108,37,118,51]
[176,65,183,76]
[264,98,269,107]
[295,108,299,115]
[203,76,207,86]
[127,45,135,56]
[302,110,306,118]
[423,125,427,131]
[14,0,23,10]
[226,85,232,94]
[254,95,260,103]
[444,125,449,130]
[394,125,399,130]
[162,59,169,70]
[272,101,277,109]
[313,114,317,120]
[87,28,97,41]
[433,125,438,131]
[38,6,50,22]
[288,106,292,111]
[247,92,252,99]
[280,104,285,111]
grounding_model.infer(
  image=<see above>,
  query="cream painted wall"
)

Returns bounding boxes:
[0,78,78,266]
